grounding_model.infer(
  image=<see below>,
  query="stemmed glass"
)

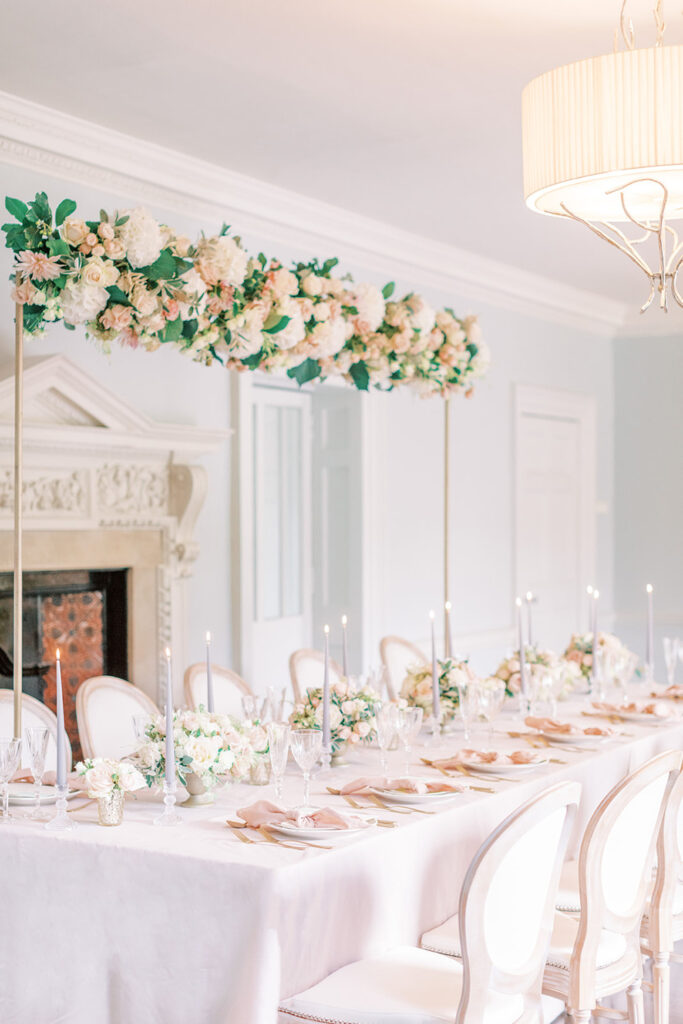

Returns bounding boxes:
[267,722,290,803]
[132,714,151,743]
[475,679,506,749]
[456,677,476,740]
[0,738,22,823]
[290,729,322,809]
[663,638,681,687]
[242,694,257,721]
[24,727,49,819]
[374,703,398,775]
[396,706,423,772]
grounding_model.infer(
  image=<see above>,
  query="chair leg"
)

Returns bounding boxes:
[652,954,670,1024]
[569,1010,591,1024]
[626,980,645,1024]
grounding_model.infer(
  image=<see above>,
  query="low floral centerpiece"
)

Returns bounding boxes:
[400,657,476,719]
[290,679,380,755]
[564,632,638,684]
[493,647,582,699]
[135,708,257,806]
[75,757,146,826]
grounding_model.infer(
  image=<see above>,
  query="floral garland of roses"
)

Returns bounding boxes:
[290,680,380,754]
[400,657,475,718]
[2,193,489,396]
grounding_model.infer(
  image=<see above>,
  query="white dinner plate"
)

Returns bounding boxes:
[369,785,460,805]
[539,730,612,745]
[612,710,677,726]
[460,757,548,774]
[268,816,376,841]
[8,783,80,806]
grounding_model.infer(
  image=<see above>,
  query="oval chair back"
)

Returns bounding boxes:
[76,676,159,760]
[289,649,343,704]
[0,689,72,772]
[184,663,252,718]
[379,635,427,702]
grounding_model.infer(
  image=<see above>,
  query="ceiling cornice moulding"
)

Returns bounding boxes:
[0,90,626,337]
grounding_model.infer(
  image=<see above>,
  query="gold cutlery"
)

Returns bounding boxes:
[366,793,435,816]
[260,827,333,851]
[228,824,256,845]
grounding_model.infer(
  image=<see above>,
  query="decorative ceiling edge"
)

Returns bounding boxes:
[0,89,629,338]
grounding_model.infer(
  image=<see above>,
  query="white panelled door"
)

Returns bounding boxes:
[251,386,312,689]
[515,387,596,651]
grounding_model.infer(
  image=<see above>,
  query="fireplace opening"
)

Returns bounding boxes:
[0,569,128,760]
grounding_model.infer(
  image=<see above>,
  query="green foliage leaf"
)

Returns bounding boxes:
[287,358,321,386]
[263,314,291,334]
[106,284,131,306]
[349,361,370,391]
[115,215,129,227]
[47,237,70,257]
[174,256,193,276]
[322,257,339,275]
[31,192,52,224]
[2,223,27,252]
[5,197,27,221]
[55,199,77,227]
[241,350,264,369]
[141,249,176,282]
[182,318,198,339]
[163,317,183,342]
[382,281,395,300]
[99,208,109,224]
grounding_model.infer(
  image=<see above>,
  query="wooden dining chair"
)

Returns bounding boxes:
[640,765,683,1024]
[379,635,427,702]
[278,781,580,1023]
[0,689,72,772]
[183,662,252,717]
[76,675,159,760]
[288,648,344,704]
[540,749,683,1024]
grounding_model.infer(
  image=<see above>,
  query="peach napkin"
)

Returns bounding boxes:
[593,700,673,719]
[658,686,683,700]
[525,716,615,738]
[431,749,544,769]
[340,776,463,796]
[10,769,88,790]
[237,800,368,831]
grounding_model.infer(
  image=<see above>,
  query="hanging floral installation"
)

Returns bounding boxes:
[3,193,489,395]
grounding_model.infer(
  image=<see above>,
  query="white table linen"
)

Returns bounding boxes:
[2,693,682,1024]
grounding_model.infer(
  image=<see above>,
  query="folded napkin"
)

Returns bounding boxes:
[660,686,683,700]
[593,700,673,719]
[10,769,88,790]
[340,775,463,796]
[430,749,544,769]
[525,716,615,738]
[236,799,367,831]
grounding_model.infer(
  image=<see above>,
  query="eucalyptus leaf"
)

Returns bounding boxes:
[382,281,395,300]
[263,314,291,334]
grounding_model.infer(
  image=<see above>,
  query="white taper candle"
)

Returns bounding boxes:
[54,649,66,789]
[430,610,440,721]
[165,647,175,787]
[341,614,348,677]
[322,625,330,749]
[516,598,529,699]
[646,584,654,679]
[205,631,214,713]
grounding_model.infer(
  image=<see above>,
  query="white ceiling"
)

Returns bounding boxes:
[1,0,681,304]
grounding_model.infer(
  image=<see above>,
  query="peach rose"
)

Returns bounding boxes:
[100,304,133,331]
[104,238,126,260]
[98,222,115,241]
[62,217,89,248]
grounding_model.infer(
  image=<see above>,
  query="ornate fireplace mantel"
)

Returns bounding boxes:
[0,354,229,704]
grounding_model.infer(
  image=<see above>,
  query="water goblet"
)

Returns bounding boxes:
[0,737,22,823]
[475,678,506,749]
[290,729,323,809]
[242,694,257,721]
[267,721,290,803]
[396,706,423,772]
[24,727,49,819]
[374,703,398,776]
[132,714,151,743]
[455,678,476,740]
[663,638,680,687]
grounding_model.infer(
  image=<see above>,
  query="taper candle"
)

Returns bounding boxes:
[322,625,330,750]
[205,631,214,713]
[516,598,529,699]
[525,591,534,647]
[646,585,654,680]
[430,610,440,721]
[444,601,453,660]
[591,590,600,689]
[341,614,348,677]
[165,647,175,787]
[54,649,66,789]
[586,585,594,632]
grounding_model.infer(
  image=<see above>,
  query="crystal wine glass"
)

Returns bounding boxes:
[290,729,322,809]
[24,727,49,819]
[475,678,506,749]
[374,703,398,775]
[455,677,476,741]
[396,706,423,772]
[0,737,22,823]
[132,714,151,743]
[267,721,290,803]
[663,637,681,687]
[241,694,257,721]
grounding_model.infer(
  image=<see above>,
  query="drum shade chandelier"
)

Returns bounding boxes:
[522,1,683,312]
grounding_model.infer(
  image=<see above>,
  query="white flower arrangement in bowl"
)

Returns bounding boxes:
[493,646,583,705]
[290,680,380,755]
[400,657,475,720]
[75,757,146,826]
[135,708,257,805]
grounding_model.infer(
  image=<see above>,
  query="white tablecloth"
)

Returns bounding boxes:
[2,695,682,1024]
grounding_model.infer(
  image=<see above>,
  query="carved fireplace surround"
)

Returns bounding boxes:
[0,355,229,705]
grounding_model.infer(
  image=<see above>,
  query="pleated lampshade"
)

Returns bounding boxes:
[522,44,683,223]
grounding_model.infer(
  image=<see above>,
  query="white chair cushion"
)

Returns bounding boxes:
[278,946,524,1024]
[546,911,627,971]
[555,859,580,912]
[420,913,462,959]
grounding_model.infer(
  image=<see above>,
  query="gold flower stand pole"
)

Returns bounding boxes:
[13,283,23,739]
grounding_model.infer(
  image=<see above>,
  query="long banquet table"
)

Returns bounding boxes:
[2,692,683,1024]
